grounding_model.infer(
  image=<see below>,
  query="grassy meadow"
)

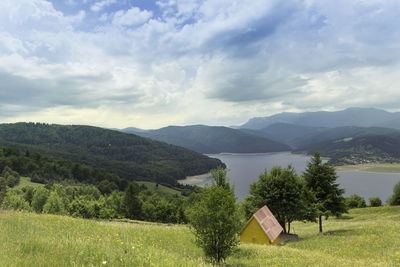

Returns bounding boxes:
[1,206,400,266]
[336,163,400,173]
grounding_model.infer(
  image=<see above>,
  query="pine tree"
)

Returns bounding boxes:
[124,182,142,220]
[302,152,347,233]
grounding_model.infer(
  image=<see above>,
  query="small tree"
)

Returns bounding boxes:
[43,191,66,215]
[124,182,142,220]
[210,166,231,190]
[245,165,316,233]
[303,152,347,233]
[31,187,50,213]
[369,197,382,207]
[187,167,240,264]
[389,181,400,206]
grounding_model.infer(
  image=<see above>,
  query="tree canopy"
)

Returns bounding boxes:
[244,165,316,233]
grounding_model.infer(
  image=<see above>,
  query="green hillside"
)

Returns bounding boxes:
[0,123,224,185]
[123,125,291,153]
[1,206,399,266]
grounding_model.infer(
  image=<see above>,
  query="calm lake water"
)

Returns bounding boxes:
[197,152,400,204]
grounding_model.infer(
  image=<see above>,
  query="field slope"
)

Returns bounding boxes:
[1,206,399,266]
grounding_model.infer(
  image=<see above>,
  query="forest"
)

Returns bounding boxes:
[0,123,223,185]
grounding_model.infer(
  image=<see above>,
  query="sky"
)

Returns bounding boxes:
[1,0,400,129]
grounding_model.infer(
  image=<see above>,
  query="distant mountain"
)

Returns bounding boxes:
[293,126,400,165]
[0,123,224,185]
[241,108,400,130]
[122,125,291,153]
[240,123,325,146]
[375,117,400,130]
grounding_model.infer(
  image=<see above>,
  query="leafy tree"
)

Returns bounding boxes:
[346,194,366,209]
[369,197,382,207]
[2,166,20,187]
[124,182,142,220]
[245,165,316,233]
[43,191,66,215]
[389,181,400,206]
[0,177,6,206]
[303,152,347,233]
[23,186,35,205]
[210,166,231,190]
[187,169,240,264]
[31,187,50,213]
[2,190,30,211]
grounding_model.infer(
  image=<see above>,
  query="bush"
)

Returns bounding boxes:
[346,194,366,209]
[369,197,382,207]
[2,190,30,211]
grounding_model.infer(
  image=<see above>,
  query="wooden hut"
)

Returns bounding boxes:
[240,205,283,245]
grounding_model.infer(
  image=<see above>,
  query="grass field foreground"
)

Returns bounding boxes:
[1,206,400,266]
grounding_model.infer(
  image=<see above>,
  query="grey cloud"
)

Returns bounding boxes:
[0,71,143,117]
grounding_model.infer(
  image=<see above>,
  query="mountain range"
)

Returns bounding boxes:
[122,125,291,154]
[123,108,400,165]
[241,107,400,129]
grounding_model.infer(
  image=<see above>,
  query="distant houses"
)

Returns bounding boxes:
[240,205,283,245]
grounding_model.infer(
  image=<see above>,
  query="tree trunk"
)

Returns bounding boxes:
[319,215,323,233]
[282,221,287,233]
[287,222,291,234]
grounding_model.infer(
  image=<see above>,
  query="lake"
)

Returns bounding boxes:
[196,152,400,204]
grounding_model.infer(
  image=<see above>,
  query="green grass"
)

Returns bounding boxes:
[1,206,400,266]
[14,177,45,189]
[136,181,182,196]
[336,163,400,173]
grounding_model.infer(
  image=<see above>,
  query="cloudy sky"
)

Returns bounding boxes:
[1,0,400,129]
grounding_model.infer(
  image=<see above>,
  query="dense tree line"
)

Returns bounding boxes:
[0,123,224,185]
[1,181,194,224]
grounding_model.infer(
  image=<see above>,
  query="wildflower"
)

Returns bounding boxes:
[102,261,107,265]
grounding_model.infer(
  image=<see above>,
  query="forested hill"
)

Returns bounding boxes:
[122,125,290,153]
[293,126,400,165]
[0,123,224,185]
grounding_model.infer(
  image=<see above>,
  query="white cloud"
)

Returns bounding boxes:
[112,7,153,27]
[91,0,116,12]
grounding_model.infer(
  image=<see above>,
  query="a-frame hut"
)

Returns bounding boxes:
[240,205,283,245]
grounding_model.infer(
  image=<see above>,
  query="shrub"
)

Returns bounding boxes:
[2,190,30,211]
[346,194,366,209]
[369,197,382,207]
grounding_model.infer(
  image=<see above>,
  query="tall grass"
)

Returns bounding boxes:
[1,206,400,266]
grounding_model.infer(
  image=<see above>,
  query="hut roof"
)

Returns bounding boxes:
[245,205,283,243]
